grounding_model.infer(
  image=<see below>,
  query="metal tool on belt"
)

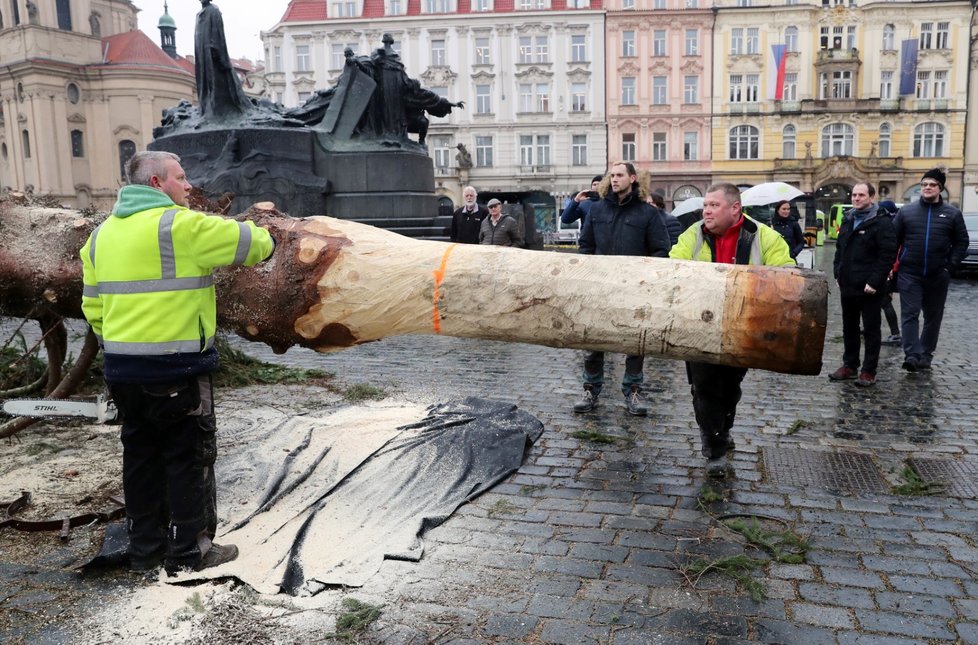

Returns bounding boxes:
[2,393,118,423]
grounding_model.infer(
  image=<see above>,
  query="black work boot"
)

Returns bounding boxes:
[624,387,648,416]
[573,387,598,413]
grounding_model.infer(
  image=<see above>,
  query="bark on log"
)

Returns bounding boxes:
[0,202,827,375]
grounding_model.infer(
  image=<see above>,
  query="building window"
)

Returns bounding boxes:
[472,0,492,9]
[66,83,80,104]
[621,77,636,105]
[782,124,796,159]
[622,0,634,8]
[651,132,666,161]
[62,130,89,164]
[729,125,759,160]
[475,135,493,166]
[653,0,665,8]
[879,123,891,157]
[745,74,759,102]
[936,22,949,49]
[653,30,666,57]
[919,23,933,50]
[934,70,947,99]
[914,122,944,157]
[882,24,895,51]
[783,73,798,101]
[387,0,404,14]
[746,28,759,55]
[274,46,282,72]
[476,84,492,113]
[298,91,311,103]
[56,0,72,30]
[572,134,588,166]
[880,71,893,99]
[737,0,752,5]
[295,45,310,72]
[683,131,697,160]
[821,71,852,99]
[567,0,589,7]
[518,0,548,9]
[331,43,356,70]
[571,82,587,112]
[622,30,636,57]
[519,134,550,166]
[432,136,451,169]
[518,36,549,63]
[821,25,856,49]
[729,74,743,102]
[730,28,743,55]
[785,26,798,53]
[685,0,698,7]
[916,71,930,99]
[425,0,452,12]
[622,133,636,161]
[571,34,587,62]
[21,129,30,159]
[821,123,854,157]
[332,1,357,16]
[430,39,446,66]
[118,139,136,180]
[652,76,667,105]
[685,29,698,56]
[518,83,550,112]
[684,76,699,104]
[475,37,491,64]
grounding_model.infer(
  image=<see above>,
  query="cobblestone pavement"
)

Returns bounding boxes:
[4,245,978,643]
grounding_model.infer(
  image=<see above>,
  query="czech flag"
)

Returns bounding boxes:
[769,44,788,100]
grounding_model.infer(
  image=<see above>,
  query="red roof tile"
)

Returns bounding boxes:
[99,30,192,76]
[282,1,327,22]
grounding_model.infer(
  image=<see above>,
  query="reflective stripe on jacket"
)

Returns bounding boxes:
[80,206,273,355]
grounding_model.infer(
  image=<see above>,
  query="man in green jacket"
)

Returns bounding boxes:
[81,151,274,574]
[670,183,793,473]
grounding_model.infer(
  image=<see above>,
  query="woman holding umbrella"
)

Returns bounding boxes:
[770,200,806,260]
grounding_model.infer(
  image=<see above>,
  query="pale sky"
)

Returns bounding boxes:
[135,0,292,62]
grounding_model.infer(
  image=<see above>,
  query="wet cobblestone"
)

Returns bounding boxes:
[3,245,978,642]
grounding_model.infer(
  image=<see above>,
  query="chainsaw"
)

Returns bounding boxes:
[2,393,118,423]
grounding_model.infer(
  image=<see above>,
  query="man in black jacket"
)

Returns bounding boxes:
[574,162,672,416]
[893,168,969,371]
[828,182,896,387]
[450,186,488,244]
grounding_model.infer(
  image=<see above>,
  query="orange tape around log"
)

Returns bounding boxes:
[431,244,459,334]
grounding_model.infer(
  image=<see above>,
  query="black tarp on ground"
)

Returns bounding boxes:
[166,397,542,594]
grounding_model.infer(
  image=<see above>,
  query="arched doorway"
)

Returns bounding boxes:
[815,182,851,216]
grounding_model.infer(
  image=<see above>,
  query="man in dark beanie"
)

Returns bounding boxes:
[892,168,969,371]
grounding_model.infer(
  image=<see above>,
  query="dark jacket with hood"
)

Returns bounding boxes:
[833,203,897,296]
[893,197,968,277]
[578,186,671,258]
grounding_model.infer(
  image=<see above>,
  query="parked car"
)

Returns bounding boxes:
[554,217,581,245]
[960,213,978,274]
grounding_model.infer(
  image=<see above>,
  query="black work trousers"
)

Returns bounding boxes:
[109,375,217,570]
[686,361,748,445]
[840,291,884,375]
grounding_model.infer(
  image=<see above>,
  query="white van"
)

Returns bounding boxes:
[555,217,581,244]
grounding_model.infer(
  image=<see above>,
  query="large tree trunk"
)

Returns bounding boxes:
[0,202,827,375]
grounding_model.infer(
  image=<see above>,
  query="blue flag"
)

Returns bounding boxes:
[899,39,918,96]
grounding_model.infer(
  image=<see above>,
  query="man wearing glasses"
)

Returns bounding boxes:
[892,168,969,371]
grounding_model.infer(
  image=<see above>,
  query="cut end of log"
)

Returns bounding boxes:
[252,202,277,212]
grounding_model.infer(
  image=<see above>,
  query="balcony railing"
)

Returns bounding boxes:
[816,48,860,63]
[518,165,553,175]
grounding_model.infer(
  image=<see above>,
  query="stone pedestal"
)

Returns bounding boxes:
[149,128,442,238]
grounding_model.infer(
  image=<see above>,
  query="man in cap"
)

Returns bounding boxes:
[479,198,523,246]
[450,186,489,244]
[892,168,969,371]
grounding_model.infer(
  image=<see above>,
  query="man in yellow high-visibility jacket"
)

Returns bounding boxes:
[81,151,274,574]
[670,183,793,476]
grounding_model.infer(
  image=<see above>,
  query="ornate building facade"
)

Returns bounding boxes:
[0,0,194,208]
[261,0,608,220]
[710,0,971,213]
[605,0,715,206]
